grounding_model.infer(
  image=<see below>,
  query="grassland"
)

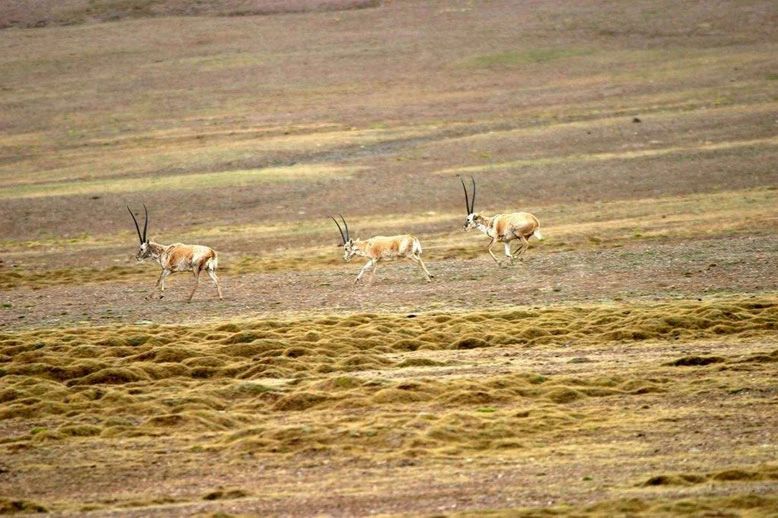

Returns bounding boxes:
[1,0,777,515]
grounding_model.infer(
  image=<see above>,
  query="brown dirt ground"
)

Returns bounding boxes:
[2,234,778,330]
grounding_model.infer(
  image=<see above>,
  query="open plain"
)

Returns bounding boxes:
[1,0,777,515]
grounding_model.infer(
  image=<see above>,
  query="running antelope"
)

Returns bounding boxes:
[128,205,223,302]
[331,215,433,284]
[460,177,543,266]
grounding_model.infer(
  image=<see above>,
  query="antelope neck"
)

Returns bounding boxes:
[147,241,167,260]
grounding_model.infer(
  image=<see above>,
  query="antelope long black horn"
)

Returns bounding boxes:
[459,176,471,214]
[128,206,143,244]
[331,216,346,245]
[142,203,149,243]
[470,176,476,212]
[339,214,350,242]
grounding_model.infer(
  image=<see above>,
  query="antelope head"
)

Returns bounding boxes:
[128,204,151,261]
[331,214,358,262]
[460,176,478,231]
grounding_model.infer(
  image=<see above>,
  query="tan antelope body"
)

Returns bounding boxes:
[460,177,543,265]
[332,216,433,284]
[128,205,223,302]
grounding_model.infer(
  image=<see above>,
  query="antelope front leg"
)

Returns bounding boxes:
[146,269,169,300]
[368,260,380,284]
[504,241,514,265]
[355,260,374,284]
[487,238,501,265]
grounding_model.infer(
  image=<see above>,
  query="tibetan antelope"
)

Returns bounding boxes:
[128,204,223,302]
[460,176,543,266]
[331,215,433,284]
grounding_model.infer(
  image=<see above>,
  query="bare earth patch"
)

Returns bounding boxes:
[0,0,381,29]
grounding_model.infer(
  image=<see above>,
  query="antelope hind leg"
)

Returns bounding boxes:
[511,234,530,262]
[355,260,374,284]
[207,268,223,300]
[146,270,168,300]
[187,270,200,303]
[409,255,433,281]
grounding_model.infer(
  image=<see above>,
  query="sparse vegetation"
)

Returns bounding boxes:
[0,164,361,200]
[459,48,591,68]
[2,297,777,512]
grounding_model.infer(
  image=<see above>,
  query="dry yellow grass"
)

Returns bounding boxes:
[2,296,775,429]
[0,124,431,188]
[435,135,778,176]
[468,494,778,517]
[1,296,776,513]
[0,164,361,199]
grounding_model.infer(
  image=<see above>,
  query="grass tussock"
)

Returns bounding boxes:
[470,494,778,517]
[666,355,725,366]
[0,498,48,514]
[202,488,250,501]
[589,494,778,517]
[0,296,775,459]
[641,465,778,487]
[642,464,778,487]
[2,297,774,389]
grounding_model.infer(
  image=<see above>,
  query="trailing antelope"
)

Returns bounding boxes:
[331,215,433,284]
[128,204,223,302]
[460,176,543,266]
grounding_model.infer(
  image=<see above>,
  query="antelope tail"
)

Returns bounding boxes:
[534,229,544,241]
[205,252,218,271]
[413,239,423,256]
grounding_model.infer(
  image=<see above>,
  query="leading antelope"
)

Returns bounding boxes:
[331,215,433,284]
[460,176,543,266]
[128,204,223,302]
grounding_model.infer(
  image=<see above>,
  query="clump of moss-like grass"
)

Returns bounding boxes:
[0,498,48,514]
[203,488,250,501]
[396,357,445,368]
[666,355,725,366]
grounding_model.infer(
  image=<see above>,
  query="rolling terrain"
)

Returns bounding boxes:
[1,0,777,515]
